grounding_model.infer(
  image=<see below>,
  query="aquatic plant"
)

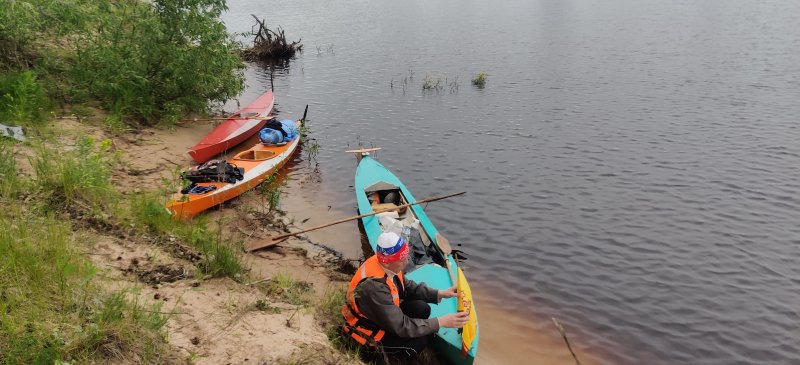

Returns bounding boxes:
[422,74,445,92]
[472,72,487,88]
[449,76,460,93]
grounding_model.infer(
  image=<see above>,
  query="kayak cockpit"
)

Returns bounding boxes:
[233,150,276,161]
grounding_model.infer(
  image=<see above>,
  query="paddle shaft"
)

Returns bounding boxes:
[182,116,276,122]
[435,233,458,286]
[245,191,465,252]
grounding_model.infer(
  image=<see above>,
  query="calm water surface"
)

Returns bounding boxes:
[222,1,800,364]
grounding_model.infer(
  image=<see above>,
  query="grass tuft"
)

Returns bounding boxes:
[31,136,118,212]
[0,142,22,198]
[0,69,51,127]
[472,72,487,88]
[316,286,362,355]
[265,272,314,306]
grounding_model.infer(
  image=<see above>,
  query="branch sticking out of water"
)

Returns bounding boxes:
[552,317,581,365]
[242,15,303,62]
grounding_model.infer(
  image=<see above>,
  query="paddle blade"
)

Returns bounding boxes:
[457,266,478,357]
[245,237,288,252]
[435,232,453,256]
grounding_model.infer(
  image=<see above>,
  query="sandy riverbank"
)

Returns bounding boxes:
[47,117,594,364]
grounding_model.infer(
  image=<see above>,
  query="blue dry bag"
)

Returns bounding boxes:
[259,128,282,145]
[279,119,298,141]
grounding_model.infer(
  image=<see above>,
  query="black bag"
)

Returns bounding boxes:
[181,159,244,184]
[264,119,288,138]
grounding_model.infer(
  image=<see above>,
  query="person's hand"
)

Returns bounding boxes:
[437,312,469,329]
[437,286,458,302]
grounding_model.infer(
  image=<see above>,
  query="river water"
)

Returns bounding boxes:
[222,0,800,364]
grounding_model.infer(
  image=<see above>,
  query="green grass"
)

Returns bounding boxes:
[0,69,51,127]
[0,142,22,198]
[186,221,244,279]
[0,209,168,364]
[128,192,245,279]
[316,286,362,355]
[265,272,314,306]
[31,136,118,212]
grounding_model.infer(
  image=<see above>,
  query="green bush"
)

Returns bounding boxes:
[2,0,245,126]
[69,0,245,125]
[0,69,51,126]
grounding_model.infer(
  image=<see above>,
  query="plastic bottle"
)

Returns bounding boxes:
[401,224,411,242]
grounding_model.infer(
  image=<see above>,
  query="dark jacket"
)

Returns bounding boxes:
[354,274,440,338]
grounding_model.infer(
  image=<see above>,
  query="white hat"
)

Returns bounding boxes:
[376,232,409,264]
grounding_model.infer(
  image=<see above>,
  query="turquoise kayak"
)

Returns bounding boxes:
[354,152,479,365]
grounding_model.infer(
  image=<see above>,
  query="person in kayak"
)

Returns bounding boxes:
[342,231,469,359]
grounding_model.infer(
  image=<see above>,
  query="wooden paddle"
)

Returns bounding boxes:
[345,147,382,162]
[435,233,458,286]
[181,113,276,123]
[245,191,466,252]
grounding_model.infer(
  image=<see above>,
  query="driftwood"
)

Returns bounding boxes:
[242,15,303,61]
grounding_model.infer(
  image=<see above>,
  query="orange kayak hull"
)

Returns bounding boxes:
[167,120,301,219]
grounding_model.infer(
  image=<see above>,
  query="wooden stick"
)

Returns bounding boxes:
[245,191,466,252]
[552,318,582,365]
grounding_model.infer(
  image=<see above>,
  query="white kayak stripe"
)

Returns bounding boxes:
[221,119,263,143]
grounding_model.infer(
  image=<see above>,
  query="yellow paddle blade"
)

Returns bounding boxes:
[457,267,478,357]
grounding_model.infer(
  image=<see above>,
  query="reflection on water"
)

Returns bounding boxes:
[222,0,800,364]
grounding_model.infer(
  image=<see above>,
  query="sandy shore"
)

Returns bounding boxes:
[52,118,599,364]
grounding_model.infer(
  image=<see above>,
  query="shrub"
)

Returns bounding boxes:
[69,0,245,125]
[0,69,51,126]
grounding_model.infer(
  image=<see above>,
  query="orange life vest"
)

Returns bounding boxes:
[341,255,405,346]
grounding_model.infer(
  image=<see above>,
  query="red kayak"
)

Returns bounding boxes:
[188,90,275,163]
